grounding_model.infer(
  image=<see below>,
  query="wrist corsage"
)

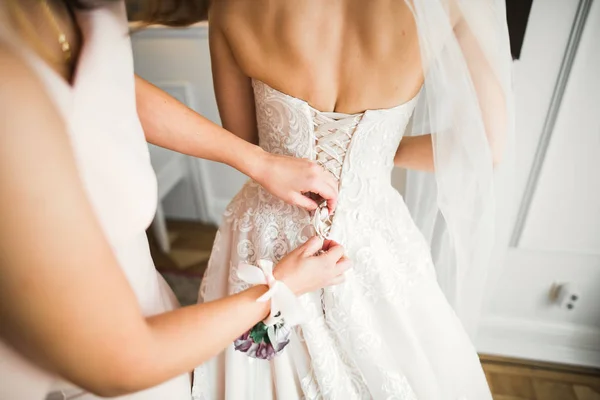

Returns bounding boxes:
[234,260,307,360]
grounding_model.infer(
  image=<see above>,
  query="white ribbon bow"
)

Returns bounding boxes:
[237,260,307,326]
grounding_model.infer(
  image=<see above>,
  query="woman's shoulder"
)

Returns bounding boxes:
[0,42,45,105]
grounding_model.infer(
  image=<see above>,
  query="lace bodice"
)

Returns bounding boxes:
[253,79,415,175]
[252,79,418,241]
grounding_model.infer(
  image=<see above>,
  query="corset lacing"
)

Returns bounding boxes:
[310,110,362,319]
[311,110,362,240]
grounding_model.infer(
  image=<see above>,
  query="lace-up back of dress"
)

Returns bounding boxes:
[252,79,418,239]
[252,79,415,158]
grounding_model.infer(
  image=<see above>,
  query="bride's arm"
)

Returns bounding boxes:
[395,5,508,174]
[394,134,434,172]
[206,6,258,146]
[0,47,348,397]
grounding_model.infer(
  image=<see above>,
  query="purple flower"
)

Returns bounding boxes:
[252,341,277,360]
[234,331,253,352]
[234,338,253,353]
[246,343,258,358]
[255,342,270,359]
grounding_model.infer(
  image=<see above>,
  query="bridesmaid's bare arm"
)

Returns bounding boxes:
[134,75,266,183]
[0,46,347,397]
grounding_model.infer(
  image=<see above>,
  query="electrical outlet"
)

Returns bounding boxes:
[550,282,580,310]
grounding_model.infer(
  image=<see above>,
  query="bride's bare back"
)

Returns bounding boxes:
[209,0,424,143]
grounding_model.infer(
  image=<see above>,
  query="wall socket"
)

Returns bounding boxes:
[549,282,580,310]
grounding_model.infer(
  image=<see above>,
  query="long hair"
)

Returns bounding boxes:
[66,0,209,26]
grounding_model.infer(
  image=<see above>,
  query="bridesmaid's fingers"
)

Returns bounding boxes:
[322,239,339,252]
[291,192,318,211]
[322,243,345,263]
[327,275,346,286]
[321,171,339,213]
[300,236,324,257]
[308,176,338,213]
[334,259,352,274]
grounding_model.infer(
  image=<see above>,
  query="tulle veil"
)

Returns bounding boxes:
[403,0,516,338]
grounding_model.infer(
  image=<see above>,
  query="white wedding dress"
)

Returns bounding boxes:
[192,80,493,399]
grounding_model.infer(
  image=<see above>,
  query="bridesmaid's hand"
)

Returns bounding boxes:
[250,151,338,214]
[273,237,350,295]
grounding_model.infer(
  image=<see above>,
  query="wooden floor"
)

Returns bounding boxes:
[149,221,600,400]
[481,355,600,400]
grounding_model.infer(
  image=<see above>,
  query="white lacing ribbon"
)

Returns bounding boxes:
[313,113,360,180]
[312,201,332,239]
[311,112,361,239]
[237,260,307,326]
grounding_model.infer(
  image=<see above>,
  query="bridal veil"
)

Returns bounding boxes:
[404,0,516,337]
